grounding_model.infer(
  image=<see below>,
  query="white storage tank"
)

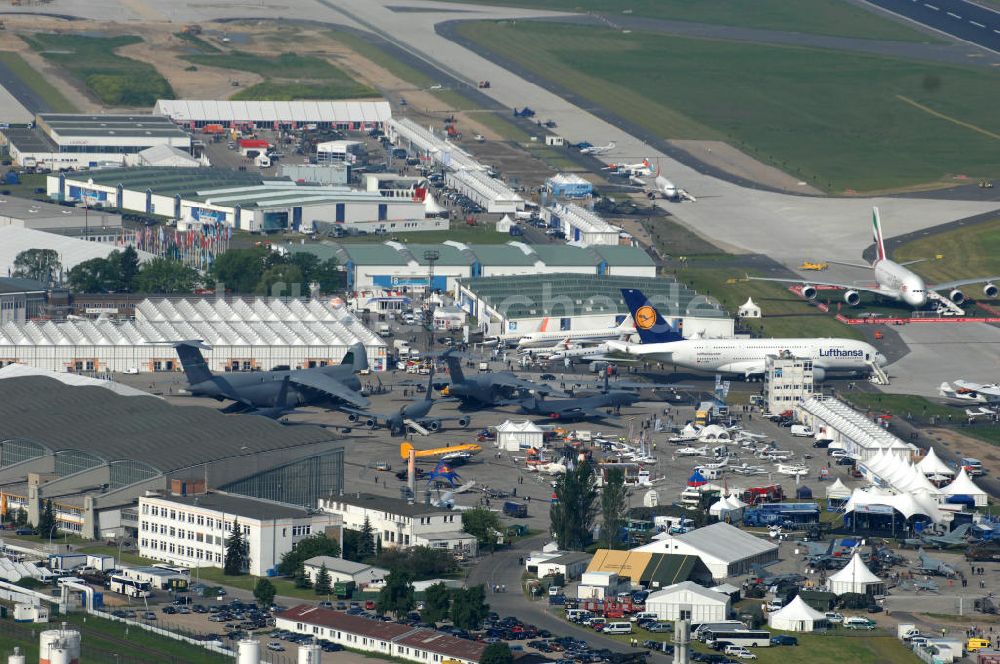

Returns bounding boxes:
[299,643,322,664]
[8,646,25,664]
[237,639,260,664]
[38,626,80,664]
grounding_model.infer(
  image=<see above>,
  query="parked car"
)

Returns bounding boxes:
[266,641,285,652]
[770,635,798,646]
[646,622,672,633]
[724,645,757,660]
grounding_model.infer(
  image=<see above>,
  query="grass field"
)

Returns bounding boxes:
[437,0,931,41]
[455,22,1000,192]
[184,50,377,101]
[893,216,1000,283]
[0,613,231,663]
[22,34,173,106]
[842,392,1000,445]
[0,52,76,113]
[671,259,864,340]
[174,31,222,54]
[327,28,436,89]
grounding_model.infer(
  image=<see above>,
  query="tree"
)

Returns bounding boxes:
[288,252,320,284]
[117,246,140,292]
[600,467,629,549]
[293,562,312,589]
[14,508,27,528]
[550,462,599,551]
[422,582,451,624]
[209,247,268,293]
[313,257,345,293]
[253,578,276,608]
[342,529,360,562]
[135,258,199,293]
[278,533,341,576]
[224,518,250,575]
[374,546,456,580]
[450,585,489,631]
[255,264,304,296]
[481,642,513,664]
[357,517,376,561]
[314,563,332,596]
[12,249,61,285]
[462,508,502,551]
[67,256,116,293]
[376,569,414,619]
[36,499,55,539]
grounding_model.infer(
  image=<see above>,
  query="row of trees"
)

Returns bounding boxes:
[551,462,629,551]
[209,247,344,295]
[375,571,489,630]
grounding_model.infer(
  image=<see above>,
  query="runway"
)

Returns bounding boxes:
[863,0,1000,53]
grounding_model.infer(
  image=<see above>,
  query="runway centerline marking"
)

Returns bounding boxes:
[947,11,962,18]
[896,95,1000,140]
[970,20,986,27]
[924,3,939,9]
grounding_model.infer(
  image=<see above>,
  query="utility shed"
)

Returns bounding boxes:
[645,581,730,623]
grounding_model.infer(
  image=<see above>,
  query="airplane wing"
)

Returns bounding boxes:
[929,276,1000,291]
[746,275,880,292]
[290,374,369,408]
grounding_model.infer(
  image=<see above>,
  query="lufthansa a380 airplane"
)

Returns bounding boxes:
[749,208,1000,311]
[610,289,886,381]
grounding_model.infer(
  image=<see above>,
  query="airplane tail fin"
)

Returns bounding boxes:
[400,441,414,460]
[275,375,290,407]
[872,207,887,263]
[442,349,465,384]
[342,342,369,372]
[620,289,684,344]
[174,341,214,385]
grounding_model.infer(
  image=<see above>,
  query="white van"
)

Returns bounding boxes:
[844,616,876,630]
[603,622,633,635]
[790,425,814,437]
[631,612,658,623]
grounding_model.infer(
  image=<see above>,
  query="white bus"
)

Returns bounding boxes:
[108,575,152,598]
[702,629,772,648]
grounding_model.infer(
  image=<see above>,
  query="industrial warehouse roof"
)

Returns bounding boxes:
[799,397,916,454]
[333,243,410,266]
[38,114,188,140]
[589,244,655,267]
[0,196,123,230]
[67,167,265,197]
[0,298,384,348]
[398,243,470,266]
[0,377,340,474]
[0,277,46,294]
[524,244,596,266]
[643,522,777,563]
[154,491,314,521]
[0,363,157,399]
[587,550,698,587]
[154,100,392,124]
[458,274,727,320]
[0,227,153,275]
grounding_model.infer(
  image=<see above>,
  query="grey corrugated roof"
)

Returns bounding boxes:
[303,556,387,576]
[155,492,310,520]
[675,522,778,562]
[0,376,340,473]
[333,492,452,517]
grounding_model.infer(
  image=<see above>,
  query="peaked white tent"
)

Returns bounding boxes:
[424,192,445,215]
[941,468,988,507]
[768,595,827,632]
[827,552,885,596]
[738,297,761,319]
[917,447,954,479]
[844,488,947,524]
[496,214,514,233]
[496,419,544,451]
[825,478,851,501]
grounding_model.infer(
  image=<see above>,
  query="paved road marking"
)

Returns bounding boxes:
[896,95,1000,141]
[924,3,939,9]
[947,11,963,19]
[995,28,1000,34]
[970,20,986,27]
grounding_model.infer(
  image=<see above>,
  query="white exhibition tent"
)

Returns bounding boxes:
[844,487,947,524]
[941,468,988,507]
[827,552,885,596]
[917,447,954,479]
[767,595,828,632]
[709,494,745,517]
[825,478,852,501]
[495,419,544,451]
[496,215,514,233]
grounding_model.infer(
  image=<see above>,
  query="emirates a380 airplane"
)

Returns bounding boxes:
[750,208,1000,310]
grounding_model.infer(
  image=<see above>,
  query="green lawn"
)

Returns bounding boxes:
[22,34,173,107]
[173,31,223,54]
[842,392,1000,446]
[437,0,931,41]
[455,21,1000,192]
[674,260,864,340]
[328,28,436,89]
[0,52,76,113]
[192,566,327,601]
[893,216,1000,284]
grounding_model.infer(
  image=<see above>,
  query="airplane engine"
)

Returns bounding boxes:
[801,285,817,300]
[985,283,998,298]
[813,367,826,382]
[949,289,966,305]
[843,290,861,306]
[427,420,441,432]
[457,416,471,428]
[346,413,360,423]
[365,418,377,429]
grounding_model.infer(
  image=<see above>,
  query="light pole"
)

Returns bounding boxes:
[47,524,58,551]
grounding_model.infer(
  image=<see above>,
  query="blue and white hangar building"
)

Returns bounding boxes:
[47,168,433,233]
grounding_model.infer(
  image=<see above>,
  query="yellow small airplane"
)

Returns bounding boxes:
[400,441,483,460]
[800,261,829,271]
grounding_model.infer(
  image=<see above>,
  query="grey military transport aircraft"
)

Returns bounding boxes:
[172,340,370,415]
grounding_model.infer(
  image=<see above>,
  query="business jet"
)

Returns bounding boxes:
[580,142,616,155]
[676,445,708,457]
[748,208,1000,312]
[604,158,654,177]
[627,161,696,202]
[939,380,1000,404]
[612,288,886,381]
[775,463,809,477]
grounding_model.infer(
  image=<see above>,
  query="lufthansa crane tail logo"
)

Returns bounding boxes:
[635,305,657,330]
